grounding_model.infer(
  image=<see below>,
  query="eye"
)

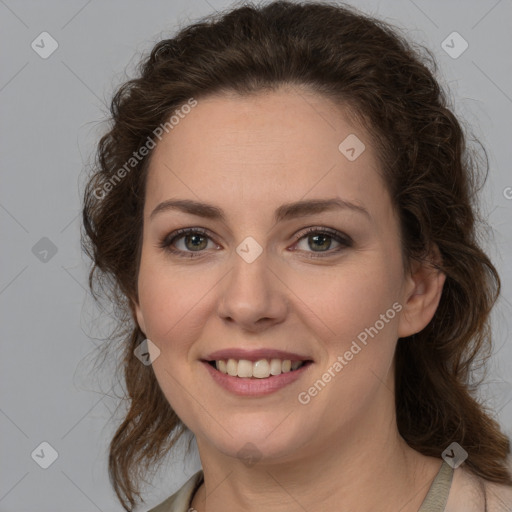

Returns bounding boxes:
[159,226,352,259]
[159,228,219,258]
[291,227,352,258]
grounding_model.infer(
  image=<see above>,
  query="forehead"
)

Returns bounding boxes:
[145,87,387,219]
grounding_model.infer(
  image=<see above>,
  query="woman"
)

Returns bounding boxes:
[81,1,512,511]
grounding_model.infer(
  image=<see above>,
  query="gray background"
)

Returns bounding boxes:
[1,0,511,510]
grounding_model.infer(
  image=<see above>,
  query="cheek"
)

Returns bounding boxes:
[136,261,211,422]
[136,259,209,353]
[291,255,402,345]
[296,266,402,419]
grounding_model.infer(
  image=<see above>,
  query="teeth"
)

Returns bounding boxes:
[215,358,306,378]
[269,358,282,375]
[252,359,270,378]
[237,359,253,378]
[226,359,237,376]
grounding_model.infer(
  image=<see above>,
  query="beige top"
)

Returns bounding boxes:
[147,459,512,512]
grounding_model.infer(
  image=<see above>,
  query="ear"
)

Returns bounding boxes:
[397,245,446,338]
[129,296,147,335]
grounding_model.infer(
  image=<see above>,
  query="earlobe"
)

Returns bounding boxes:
[397,247,446,338]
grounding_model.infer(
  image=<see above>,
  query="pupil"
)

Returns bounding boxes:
[187,234,207,251]
[310,234,330,251]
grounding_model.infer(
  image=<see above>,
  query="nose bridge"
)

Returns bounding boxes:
[217,238,287,328]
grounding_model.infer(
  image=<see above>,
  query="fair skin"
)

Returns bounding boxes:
[134,86,449,512]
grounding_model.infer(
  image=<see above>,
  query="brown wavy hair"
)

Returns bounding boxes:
[81,1,511,509]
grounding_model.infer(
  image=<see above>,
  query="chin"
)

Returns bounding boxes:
[196,416,313,465]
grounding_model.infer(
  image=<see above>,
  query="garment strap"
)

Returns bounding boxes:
[418,461,454,512]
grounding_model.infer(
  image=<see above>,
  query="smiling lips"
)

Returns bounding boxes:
[213,358,304,378]
[201,348,313,395]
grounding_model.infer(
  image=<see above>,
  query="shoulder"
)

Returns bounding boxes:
[146,470,204,512]
[445,464,512,512]
[484,479,512,511]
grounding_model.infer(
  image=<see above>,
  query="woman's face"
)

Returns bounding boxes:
[134,87,424,464]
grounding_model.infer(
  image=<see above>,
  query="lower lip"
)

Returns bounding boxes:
[201,361,313,396]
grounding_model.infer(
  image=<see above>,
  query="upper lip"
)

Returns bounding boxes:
[203,348,313,362]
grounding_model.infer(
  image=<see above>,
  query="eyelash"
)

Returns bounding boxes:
[158,226,353,259]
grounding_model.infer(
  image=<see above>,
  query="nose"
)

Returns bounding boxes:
[217,248,288,333]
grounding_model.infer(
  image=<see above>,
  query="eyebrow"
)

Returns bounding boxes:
[150,197,370,223]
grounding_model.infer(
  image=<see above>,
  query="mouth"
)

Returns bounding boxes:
[200,349,314,396]
[204,358,313,378]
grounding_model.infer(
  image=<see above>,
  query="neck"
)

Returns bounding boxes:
[191,379,441,512]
